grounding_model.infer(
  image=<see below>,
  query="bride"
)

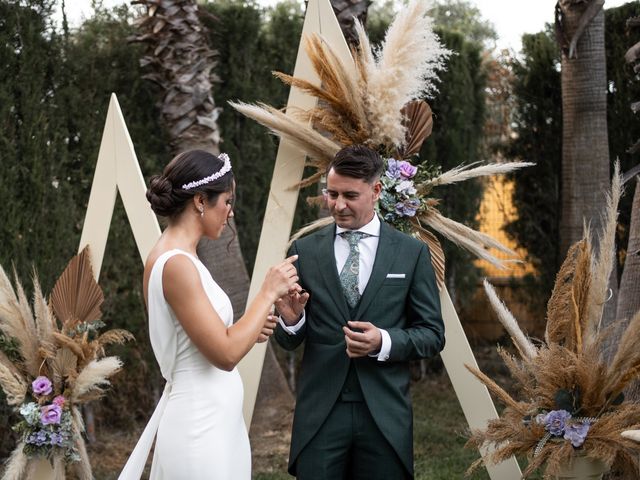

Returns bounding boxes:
[119,150,300,479]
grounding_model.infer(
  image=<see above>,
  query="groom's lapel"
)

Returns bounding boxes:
[356,221,400,319]
[316,225,350,320]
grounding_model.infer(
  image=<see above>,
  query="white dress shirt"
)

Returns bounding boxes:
[279,214,392,361]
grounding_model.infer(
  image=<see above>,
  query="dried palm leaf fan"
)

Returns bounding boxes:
[0,246,133,480]
[231,0,532,286]
[465,165,640,478]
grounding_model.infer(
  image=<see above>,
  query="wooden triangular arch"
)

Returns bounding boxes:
[236,0,522,477]
[78,93,161,273]
[80,5,521,477]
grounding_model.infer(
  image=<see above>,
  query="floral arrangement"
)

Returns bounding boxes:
[465,168,640,478]
[0,247,132,480]
[230,0,532,286]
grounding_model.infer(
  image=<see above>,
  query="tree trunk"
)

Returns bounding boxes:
[617,178,640,322]
[558,2,610,257]
[329,0,370,47]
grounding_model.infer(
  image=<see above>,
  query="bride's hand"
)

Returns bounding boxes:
[262,255,299,301]
[257,314,277,343]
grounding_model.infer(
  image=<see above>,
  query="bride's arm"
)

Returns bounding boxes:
[163,255,298,371]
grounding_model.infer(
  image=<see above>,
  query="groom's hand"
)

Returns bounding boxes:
[343,321,382,358]
[275,288,310,325]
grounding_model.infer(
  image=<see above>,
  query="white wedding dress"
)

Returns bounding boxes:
[119,249,251,480]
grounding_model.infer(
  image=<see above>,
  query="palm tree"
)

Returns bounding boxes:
[131,0,251,316]
[329,0,370,46]
[555,0,610,256]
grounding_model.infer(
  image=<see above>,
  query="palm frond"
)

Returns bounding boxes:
[50,246,103,331]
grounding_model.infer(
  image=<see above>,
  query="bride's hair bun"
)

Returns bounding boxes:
[146,150,234,219]
[147,175,179,217]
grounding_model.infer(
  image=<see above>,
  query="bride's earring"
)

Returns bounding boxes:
[199,207,204,217]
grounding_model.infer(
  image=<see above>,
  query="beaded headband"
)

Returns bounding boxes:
[181,153,232,190]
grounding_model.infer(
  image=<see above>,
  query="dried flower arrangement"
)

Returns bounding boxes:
[0,247,133,480]
[466,167,640,478]
[230,0,532,286]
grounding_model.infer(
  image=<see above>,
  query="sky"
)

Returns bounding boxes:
[61,0,632,52]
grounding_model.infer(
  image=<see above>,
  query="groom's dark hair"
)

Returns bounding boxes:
[328,144,383,184]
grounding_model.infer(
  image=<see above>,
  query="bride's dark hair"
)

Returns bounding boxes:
[147,150,234,218]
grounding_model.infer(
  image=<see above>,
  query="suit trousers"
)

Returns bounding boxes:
[295,399,410,480]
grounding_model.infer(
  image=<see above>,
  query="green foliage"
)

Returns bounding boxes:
[505,2,640,311]
[503,30,562,304]
[420,29,487,301]
[432,0,497,47]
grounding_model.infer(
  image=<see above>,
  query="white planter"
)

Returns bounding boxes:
[554,454,608,480]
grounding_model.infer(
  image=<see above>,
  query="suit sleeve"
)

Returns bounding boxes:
[386,243,445,362]
[274,241,307,351]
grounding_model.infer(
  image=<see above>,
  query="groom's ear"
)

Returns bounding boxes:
[372,180,382,201]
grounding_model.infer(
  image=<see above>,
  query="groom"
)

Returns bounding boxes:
[275,144,445,479]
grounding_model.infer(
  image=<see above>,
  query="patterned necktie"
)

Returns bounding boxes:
[338,231,370,308]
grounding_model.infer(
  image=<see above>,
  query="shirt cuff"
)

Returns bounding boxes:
[278,311,306,335]
[370,328,391,362]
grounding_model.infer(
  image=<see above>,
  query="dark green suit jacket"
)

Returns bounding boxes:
[275,220,445,476]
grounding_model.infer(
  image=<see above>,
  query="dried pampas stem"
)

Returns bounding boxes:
[585,162,622,345]
[0,363,27,406]
[72,356,122,401]
[423,161,534,189]
[1,443,28,480]
[483,280,537,360]
[288,216,335,247]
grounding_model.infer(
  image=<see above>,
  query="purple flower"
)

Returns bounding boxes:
[49,432,65,446]
[542,409,572,436]
[40,404,62,425]
[395,199,421,217]
[564,421,590,448]
[385,159,402,179]
[398,161,418,179]
[27,430,48,446]
[52,395,66,407]
[32,376,52,396]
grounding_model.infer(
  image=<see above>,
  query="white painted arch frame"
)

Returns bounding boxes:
[79,1,522,477]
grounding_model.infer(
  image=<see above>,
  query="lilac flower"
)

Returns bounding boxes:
[395,199,421,217]
[52,395,66,407]
[542,409,572,436]
[40,404,62,425]
[385,159,402,179]
[564,422,590,448]
[395,180,417,196]
[27,430,48,446]
[32,376,52,396]
[49,432,65,446]
[398,161,418,179]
